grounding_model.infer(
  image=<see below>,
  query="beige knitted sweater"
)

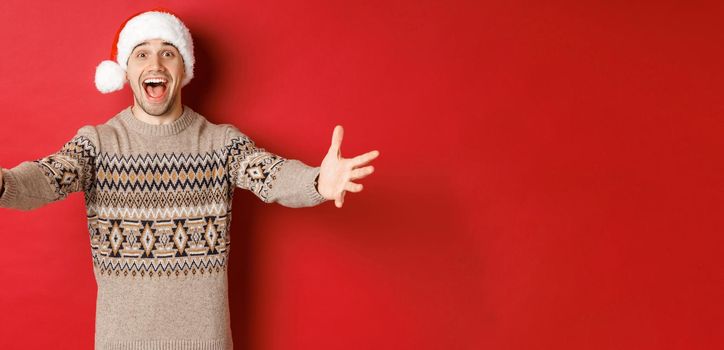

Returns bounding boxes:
[0,106,326,350]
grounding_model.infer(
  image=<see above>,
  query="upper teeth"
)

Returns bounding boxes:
[144,78,166,84]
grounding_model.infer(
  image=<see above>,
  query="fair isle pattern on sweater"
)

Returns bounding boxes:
[88,136,284,278]
[0,106,325,350]
[35,136,96,199]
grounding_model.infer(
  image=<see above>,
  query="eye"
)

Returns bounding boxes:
[136,52,146,58]
[163,51,174,58]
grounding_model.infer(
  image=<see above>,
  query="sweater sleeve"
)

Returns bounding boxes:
[0,126,98,211]
[224,125,326,208]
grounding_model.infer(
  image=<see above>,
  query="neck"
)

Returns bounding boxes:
[131,102,184,125]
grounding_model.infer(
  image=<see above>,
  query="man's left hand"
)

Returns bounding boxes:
[317,125,379,208]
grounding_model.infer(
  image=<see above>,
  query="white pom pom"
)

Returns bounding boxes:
[95,60,126,93]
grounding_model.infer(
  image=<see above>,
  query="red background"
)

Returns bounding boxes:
[1,1,723,349]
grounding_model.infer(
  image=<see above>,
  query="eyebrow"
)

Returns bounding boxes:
[132,41,176,51]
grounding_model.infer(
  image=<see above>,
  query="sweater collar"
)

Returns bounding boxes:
[119,105,197,136]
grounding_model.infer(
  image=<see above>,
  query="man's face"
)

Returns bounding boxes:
[126,39,185,117]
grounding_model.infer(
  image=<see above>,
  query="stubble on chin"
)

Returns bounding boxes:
[133,92,177,117]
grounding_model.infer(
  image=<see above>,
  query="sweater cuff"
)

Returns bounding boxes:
[305,167,326,205]
[268,159,327,207]
[0,169,19,208]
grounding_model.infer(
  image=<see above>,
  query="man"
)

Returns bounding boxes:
[0,10,378,350]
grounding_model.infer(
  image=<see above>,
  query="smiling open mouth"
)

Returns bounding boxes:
[143,78,168,101]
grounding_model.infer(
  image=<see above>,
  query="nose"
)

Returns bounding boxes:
[147,53,166,72]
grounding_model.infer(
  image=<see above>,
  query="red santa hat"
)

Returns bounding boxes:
[94,9,195,93]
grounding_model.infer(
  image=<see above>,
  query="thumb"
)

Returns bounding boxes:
[329,125,344,157]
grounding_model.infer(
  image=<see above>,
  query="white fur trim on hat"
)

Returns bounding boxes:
[94,11,195,94]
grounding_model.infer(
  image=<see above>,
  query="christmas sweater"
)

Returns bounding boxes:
[0,106,326,350]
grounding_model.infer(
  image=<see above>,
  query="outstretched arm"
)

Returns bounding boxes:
[226,125,325,208]
[317,125,380,208]
[0,126,98,211]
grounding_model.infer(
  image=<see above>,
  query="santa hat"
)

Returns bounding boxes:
[94,9,195,93]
